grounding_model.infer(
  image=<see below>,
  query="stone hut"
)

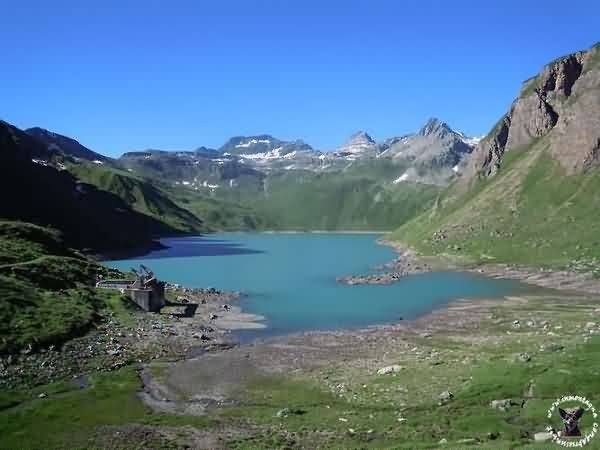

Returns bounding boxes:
[96,265,166,312]
[125,275,165,312]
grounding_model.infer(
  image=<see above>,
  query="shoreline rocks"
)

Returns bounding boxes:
[1,285,251,388]
[337,246,431,285]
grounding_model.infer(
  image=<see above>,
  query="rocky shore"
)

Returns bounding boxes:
[336,241,431,285]
[469,264,600,294]
[0,286,264,388]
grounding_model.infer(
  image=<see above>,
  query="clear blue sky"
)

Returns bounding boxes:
[2,0,599,156]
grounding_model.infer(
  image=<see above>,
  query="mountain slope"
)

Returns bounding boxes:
[252,160,440,230]
[379,118,476,183]
[0,120,190,252]
[334,131,378,157]
[67,163,205,233]
[25,127,110,162]
[391,42,600,268]
[0,220,125,354]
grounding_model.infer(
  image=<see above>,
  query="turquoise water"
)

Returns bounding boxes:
[107,233,528,339]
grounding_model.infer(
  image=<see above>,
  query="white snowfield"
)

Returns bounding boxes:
[456,131,482,146]
[238,148,300,161]
[393,172,410,184]
[235,138,271,148]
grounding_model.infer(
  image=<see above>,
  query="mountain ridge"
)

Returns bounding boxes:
[392,41,600,268]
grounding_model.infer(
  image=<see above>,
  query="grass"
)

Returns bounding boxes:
[2,289,600,448]
[250,165,440,231]
[391,139,600,269]
[521,75,539,97]
[68,162,205,233]
[0,276,111,354]
[0,221,126,354]
[0,365,217,450]
[223,297,600,449]
[166,185,269,231]
[0,366,209,450]
[0,221,76,266]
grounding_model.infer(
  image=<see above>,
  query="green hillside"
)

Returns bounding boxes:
[254,167,440,230]
[392,139,600,269]
[165,185,269,230]
[391,42,600,271]
[0,121,193,252]
[68,163,205,233]
[0,221,122,354]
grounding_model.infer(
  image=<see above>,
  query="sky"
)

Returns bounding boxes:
[2,0,599,156]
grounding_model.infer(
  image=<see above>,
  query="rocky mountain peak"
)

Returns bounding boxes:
[417,118,453,138]
[462,41,600,184]
[336,131,377,155]
[348,130,375,144]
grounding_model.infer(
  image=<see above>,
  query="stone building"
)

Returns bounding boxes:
[96,265,166,312]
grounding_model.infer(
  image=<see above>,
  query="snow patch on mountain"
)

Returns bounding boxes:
[235,138,271,148]
[393,172,410,184]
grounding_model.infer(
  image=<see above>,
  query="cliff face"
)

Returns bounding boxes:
[463,43,600,183]
[392,42,600,268]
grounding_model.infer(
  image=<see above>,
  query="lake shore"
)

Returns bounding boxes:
[0,285,264,388]
[338,237,600,295]
[6,234,600,448]
[135,287,600,449]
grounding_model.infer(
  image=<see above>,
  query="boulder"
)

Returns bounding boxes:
[438,390,454,404]
[377,364,403,375]
[534,431,553,442]
[276,408,290,418]
[490,399,515,410]
[514,352,531,362]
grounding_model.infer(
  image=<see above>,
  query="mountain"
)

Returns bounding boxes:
[251,160,440,230]
[23,130,207,234]
[5,114,476,243]
[392,42,600,267]
[119,148,267,200]
[334,131,378,158]
[220,134,285,156]
[114,122,476,230]
[25,127,110,163]
[67,163,205,233]
[378,118,477,184]
[0,120,191,252]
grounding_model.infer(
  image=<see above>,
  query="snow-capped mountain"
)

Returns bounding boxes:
[378,118,476,183]
[118,118,480,191]
[334,131,378,158]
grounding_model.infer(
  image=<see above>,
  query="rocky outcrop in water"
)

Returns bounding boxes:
[337,251,431,285]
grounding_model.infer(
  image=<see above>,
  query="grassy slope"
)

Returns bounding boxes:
[121,153,440,231]
[68,163,205,233]
[163,184,270,230]
[391,43,600,269]
[251,162,440,230]
[391,138,600,269]
[0,221,124,354]
[72,161,270,231]
[2,294,600,449]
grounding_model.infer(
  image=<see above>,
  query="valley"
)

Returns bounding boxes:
[2,36,600,450]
